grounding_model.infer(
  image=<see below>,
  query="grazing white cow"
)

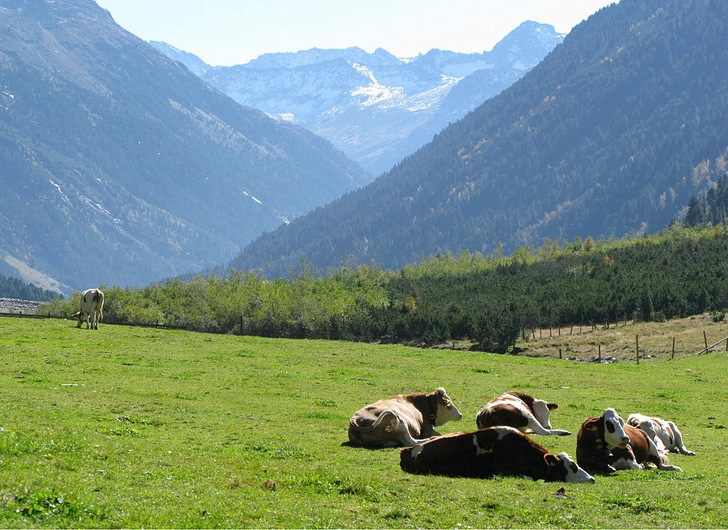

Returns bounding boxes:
[348,387,462,448]
[627,413,695,455]
[400,426,595,483]
[476,391,571,436]
[72,288,104,330]
[576,408,681,473]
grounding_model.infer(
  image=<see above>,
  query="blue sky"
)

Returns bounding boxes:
[95,0,618,66]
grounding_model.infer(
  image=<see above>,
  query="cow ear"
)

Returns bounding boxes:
[583,418,599,431]
[547,402,558,410]
[544,453,560,467]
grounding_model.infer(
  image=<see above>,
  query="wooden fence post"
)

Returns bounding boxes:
[636,335,640,364]
[598,344,602,362]
[704,330,709,353]
[672,337,676,360]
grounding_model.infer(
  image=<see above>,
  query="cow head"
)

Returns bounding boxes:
[72,311,83,328]
[546,452,596,483]
[431,387,462,426]
[583,408,630,449]
[531,398,558,429]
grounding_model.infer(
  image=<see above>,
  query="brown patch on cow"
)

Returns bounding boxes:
[477,403,529,430]
[576,415,614,472]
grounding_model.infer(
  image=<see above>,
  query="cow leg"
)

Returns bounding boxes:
[611,446,643,470]
[669,422,695,455]
[612,457,643,470]
[645,435,682,471]
[525,417,570,436]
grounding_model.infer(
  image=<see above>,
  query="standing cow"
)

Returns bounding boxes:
[72,288,104,330]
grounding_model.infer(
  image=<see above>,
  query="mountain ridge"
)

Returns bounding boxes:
[0,0,369,294]
[153,21,564,176]
[228,0,728,277]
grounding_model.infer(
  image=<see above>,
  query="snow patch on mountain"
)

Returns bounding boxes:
[152,21,564,176]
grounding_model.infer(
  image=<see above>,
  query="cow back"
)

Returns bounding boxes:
[400,427,554,480]
[476,402,530,430]
[621,424,651,463]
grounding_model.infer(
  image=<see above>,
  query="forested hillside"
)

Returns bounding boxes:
[0,273,60,302]
[229,0,728,278]
[42,225,728,353]
[685,173,728,227]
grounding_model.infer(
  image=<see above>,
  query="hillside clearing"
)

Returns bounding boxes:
[517,312,728,361]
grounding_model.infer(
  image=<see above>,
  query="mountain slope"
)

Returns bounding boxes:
[154,22,564,176]
[0,0,368,294]
[229,0,728,277]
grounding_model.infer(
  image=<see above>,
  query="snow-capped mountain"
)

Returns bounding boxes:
[153,21,564,176]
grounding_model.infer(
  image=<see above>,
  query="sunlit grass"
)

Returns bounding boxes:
[1,316,727,527]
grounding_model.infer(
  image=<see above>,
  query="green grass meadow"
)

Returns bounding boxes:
[1,316,728,528]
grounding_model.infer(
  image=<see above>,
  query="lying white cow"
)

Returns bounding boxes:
[72,288,104,330]
[627,413,695,455]
[348,387,462,447]
[476,391,571,436]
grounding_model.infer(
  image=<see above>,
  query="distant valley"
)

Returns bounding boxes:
[152,21,564,176]
[0,0,367,294]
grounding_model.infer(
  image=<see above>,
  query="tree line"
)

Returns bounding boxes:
[0,273,60,302]
[38,224,728,353]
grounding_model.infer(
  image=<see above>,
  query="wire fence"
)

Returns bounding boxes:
[524,317,728,362]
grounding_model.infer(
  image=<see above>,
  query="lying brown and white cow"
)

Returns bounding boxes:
[400,426,595,483]
[627,413,695,455]
[576,408,681,473]
[72,288,104,330]
[476,391,570,436]
[348,387,462,448]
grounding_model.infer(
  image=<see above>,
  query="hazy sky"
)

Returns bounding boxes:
[95,0,618,66]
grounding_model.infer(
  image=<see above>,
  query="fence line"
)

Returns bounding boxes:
[696,335,728,355]
[527,323,728,362]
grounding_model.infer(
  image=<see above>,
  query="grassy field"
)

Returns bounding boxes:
[1,316,727,528]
